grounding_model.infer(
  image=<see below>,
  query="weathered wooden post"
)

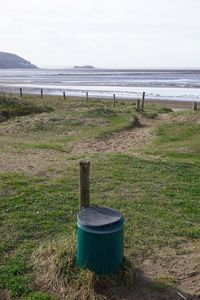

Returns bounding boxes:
[141,91,145,111]
[86,92,88,102]
[113,93,116,107]
[76,160,124,275]
[79,160,90,210]
[41,89,43,98]
[63,91,66,99]
[136,99,140,111]
[193,102,197,111]
[20,88,23,98]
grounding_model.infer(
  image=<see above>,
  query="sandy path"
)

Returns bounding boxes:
[0,116,164,176]
[70,118,155,155]
[0,150,68,177]
[142,241,200,298]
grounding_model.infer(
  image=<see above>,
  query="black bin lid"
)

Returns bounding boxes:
[77,207,123,228]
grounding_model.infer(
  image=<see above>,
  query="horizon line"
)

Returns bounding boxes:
[38,66,200,70]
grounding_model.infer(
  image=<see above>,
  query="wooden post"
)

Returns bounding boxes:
[113,93,116,107]
[141,92,145,111]
[20,88,23,98]
[86,91,88,102]
[193,102,197,111]
[41,89,43,98]
[79,160,90,210]
[136,99,140,111]
[63,91,66,99]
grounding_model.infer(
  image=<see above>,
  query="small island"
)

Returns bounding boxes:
[0,52,37,69]
[73,65,95,69]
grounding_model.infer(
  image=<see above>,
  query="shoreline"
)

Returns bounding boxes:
[1,68,200,106]
[0,89,194,110]
[0,84,200,104]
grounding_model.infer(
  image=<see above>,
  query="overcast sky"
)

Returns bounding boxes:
[1,0,200,68]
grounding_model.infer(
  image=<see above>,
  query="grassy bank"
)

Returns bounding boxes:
[0,94,199,299]
[0,94,53,123]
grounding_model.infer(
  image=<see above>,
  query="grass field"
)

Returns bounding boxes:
[0,94,199,299]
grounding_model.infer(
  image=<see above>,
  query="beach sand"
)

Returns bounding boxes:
[146,99,193,111]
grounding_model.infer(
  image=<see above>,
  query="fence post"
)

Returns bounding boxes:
[79,160,90,210]
[63,91,66,99]
[193,102,197,111]
[20,88,23,98]
[113,93,116,107]
[136,99,140,111]
[86,92,88,102]
[141,92,145,111]
[41,89,43,98]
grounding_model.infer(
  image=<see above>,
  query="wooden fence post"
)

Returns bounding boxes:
[86,92,88,102]
[63,91,66,99]
[136,99,140,111]
[113,93,116,107]
[141,92,145,111]
[193,102,197,111]
[20,88,23,98]
[79,160,90,210]
[41,89,43,98]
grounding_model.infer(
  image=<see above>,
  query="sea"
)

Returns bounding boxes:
[0,68,200,102]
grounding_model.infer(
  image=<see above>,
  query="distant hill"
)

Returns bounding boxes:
[0,52,37,69]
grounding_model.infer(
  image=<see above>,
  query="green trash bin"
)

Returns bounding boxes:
[76,207,124,275]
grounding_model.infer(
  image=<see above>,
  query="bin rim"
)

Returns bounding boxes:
[77,217,124,234]
[77,206,123,228]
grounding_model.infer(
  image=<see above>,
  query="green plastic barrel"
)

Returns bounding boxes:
[76,207,124,275]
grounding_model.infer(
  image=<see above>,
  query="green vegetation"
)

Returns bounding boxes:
[0,94,53,122]
[0,94,199,299]
[147,114,200,162]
